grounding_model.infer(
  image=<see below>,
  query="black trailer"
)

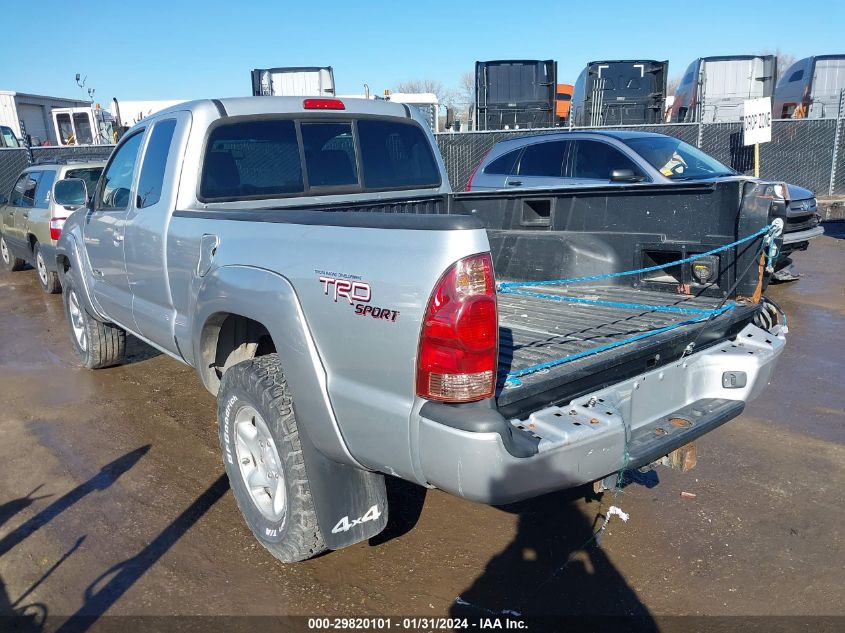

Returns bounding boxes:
[474,60,557,131]
[570,60,668,127]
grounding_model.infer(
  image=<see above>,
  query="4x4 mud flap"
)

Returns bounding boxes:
[298,421,388,550]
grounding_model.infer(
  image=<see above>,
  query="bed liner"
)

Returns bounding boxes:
[496,285,758,417]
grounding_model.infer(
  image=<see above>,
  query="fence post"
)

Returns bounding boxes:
[697,122,703,148]
[829,89,844,197]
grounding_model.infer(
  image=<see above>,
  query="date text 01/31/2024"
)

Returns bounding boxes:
[307,616,527,629]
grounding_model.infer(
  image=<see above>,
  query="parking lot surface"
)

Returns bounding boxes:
[0,226,843,629]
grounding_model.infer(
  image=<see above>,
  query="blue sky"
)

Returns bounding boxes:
[3,0,843,102]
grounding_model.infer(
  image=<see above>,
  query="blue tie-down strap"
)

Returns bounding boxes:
[496,224,777,292]
[498,288,734,316]
[502,308,734,387]
[496,223,780,387]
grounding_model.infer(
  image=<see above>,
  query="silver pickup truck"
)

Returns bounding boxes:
[52,96,787,562]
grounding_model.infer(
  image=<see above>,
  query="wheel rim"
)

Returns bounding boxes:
[0,238,8,265]
[68,289,87,352]
[36,250,48,285]
[233,405,286,522]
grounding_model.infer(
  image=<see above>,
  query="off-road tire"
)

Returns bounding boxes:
[62,276,126,369]
[34,243,61,294]
[217,354,327,562]
[0,235,25,272]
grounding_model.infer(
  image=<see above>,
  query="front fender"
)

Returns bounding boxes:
[191,264,359,469]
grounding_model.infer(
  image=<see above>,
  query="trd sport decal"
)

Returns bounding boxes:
[317,273,400,323]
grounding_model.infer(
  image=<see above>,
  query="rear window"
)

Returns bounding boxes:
[301,122,358,188]
[200,117,439,200]
[200,119,304,200]
[357,120,440,190]
[66,167,103,193]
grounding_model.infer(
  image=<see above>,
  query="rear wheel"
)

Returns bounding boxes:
[0,235,25,272]
[217,354,326,562]
[34,243,61,293]
[62,276,126,369]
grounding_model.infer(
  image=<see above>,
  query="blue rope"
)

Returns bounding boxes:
[503,308,733,386]
[498,287,735,316]
[496,224,774,291]
[498,224,776,385]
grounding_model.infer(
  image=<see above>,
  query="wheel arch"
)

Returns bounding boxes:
[192,264,360,468]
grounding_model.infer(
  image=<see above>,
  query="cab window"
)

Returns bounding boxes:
[98,131,145,211]
[137,119,177,208]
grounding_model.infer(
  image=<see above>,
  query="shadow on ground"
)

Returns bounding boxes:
[450,459,658,630]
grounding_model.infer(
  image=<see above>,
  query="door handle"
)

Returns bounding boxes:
[113,234,124,247]
[507,181,523,186]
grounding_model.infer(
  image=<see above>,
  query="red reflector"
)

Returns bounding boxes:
[416,253,498,403]
[303,98,345,110]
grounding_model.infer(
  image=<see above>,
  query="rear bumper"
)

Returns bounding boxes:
[782,225,824,245]
[416,321,786,504]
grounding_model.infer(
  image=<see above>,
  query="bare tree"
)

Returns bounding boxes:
[666,75,682,96]
[394,79,445,99]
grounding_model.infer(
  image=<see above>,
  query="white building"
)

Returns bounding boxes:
[0,91,90,145]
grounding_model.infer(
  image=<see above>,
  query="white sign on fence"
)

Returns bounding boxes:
[743,97,772,146]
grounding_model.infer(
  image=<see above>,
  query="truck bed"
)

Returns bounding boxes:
[496,286,758,416]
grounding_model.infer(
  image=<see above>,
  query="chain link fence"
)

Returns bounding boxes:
[436,119,845,196]
[3,119,845,202]
[0,145,115,203]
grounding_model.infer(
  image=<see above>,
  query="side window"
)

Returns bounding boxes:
[1,126,18,147]
[572,141,641,180]
[137,119,177,208]
[301,122,358,188]
[34,170,56,208]
[789,69,804,83]
[484,150,520,175]
[10,173,39,207]
[72,113,94,145]
[56,113,74,144]
[98,132,145,211]
[518,141,569,177]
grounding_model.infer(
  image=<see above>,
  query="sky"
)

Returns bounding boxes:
[3,0,844,104]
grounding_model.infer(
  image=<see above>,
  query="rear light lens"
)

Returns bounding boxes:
[49,217,66,241]
[303,98,345,110]
[465,149,491,191]
[416,253,498,402]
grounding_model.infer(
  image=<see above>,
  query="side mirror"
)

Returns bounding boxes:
[53,178,88,209]
[610,168,642,183]
[445,107,455,130]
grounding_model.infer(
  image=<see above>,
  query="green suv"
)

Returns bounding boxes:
[0,160,105,293]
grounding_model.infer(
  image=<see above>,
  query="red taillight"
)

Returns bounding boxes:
[49,217,65,241]
[465,149,492,191]
[303,98,345,110]
[416,253,498,402]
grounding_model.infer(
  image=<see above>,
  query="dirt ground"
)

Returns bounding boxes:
[0,226,843,632]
